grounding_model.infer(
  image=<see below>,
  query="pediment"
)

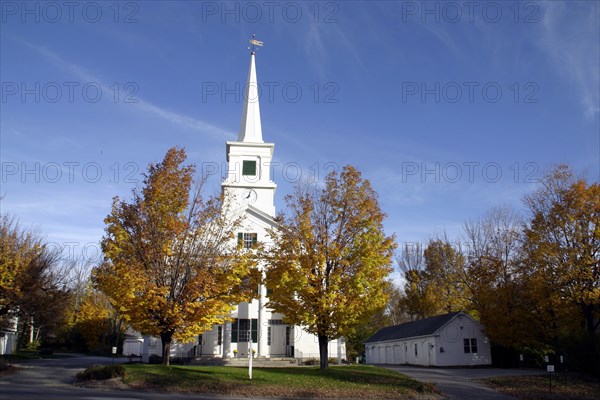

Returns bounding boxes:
[244,205,278,229]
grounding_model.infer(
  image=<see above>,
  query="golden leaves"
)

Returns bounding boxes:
[94,147,259,355]
[265,165,395,341]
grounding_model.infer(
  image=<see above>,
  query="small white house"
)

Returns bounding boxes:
[122,329,143,356]
[0,316,18,355]
[365,312,491,367]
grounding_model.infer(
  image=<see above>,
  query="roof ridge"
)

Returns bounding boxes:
[365,311,464,343]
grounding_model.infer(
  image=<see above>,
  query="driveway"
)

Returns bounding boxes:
[1,353,129,386]
[380,365,544,400]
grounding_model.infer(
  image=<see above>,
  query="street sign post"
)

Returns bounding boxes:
[248,328,253,380]
[547,365,554,393]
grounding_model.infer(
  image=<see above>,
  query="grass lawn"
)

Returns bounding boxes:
[483,373,600,400]
[121,364,439,399]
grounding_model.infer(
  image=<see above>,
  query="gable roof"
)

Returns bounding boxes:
[365,312,462,343]
[245,205,277,228]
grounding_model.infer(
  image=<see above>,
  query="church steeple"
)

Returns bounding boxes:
[224,36,276,217]
[237,49,263,143]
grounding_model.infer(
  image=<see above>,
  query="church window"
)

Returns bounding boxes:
[238,232,258,249]
[217,326,222,346]
[242,160,257,176]
[268,319,284,325]
[231,318,258,343]
[464,338,478,353]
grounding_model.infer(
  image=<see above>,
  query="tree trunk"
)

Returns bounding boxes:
[29,316,35,343]
[161,332,173,366]
[583,304,598,335]
[318,334,329,370]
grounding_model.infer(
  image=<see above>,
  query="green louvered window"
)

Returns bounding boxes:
[242,160,257,176]
[231,318,258,343]
[238,232,257,249]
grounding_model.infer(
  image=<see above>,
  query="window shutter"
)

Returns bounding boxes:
[242,160,257,176]
[238,232,243,246]
[232,319,238,343]
[252,319,258,343]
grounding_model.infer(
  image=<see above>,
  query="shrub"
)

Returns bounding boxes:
[76,365,125,381]
[148,354,162,364]
[560,331,600,376]
[24,340,41,352]
[39,348,53,356]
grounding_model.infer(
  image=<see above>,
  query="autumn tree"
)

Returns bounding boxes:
[94,148,259,365]
[397,238,467,319]
[396,242,435,319]
[70,286,125,352]
[383,283,412,326]
[344,305,388,362]
[423,238,468,314]
[345,283,410,362]
[265,166,395,369]
[463,207,528,352]
[522,165,599,341]
[0,214,71,346]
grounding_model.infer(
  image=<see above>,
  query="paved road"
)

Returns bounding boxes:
[0,354,268,399]
[380,365,544,400]
[1,354,546,399]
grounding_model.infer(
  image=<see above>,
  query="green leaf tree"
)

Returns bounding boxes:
[94,148,259,365]
[264,165,395,369]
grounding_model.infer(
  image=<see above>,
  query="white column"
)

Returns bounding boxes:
[223,322,232,358]
[257,283,268,357]
[337,338,343,365]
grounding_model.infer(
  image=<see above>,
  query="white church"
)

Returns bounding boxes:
[134,44,346,363]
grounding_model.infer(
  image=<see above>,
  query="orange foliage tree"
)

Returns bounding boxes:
[264,166,395,369]
[94,148,259,365]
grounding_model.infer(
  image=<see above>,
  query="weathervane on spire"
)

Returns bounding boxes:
[248,33,263,55]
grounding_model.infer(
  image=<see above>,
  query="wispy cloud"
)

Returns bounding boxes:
[302,13,368,81]
[22,40,234,140]
[537,3,600,118]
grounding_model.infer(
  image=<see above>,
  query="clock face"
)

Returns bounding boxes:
[242,189,257,204]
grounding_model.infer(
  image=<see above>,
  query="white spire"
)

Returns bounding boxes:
[237,52,263,143]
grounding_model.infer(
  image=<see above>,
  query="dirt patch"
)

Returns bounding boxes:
[124,381,442,399]
[0,360,18,376]
[75,377,130,391]
[483,373,600,400]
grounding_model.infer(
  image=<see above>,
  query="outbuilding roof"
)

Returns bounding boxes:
[365,312,463,343]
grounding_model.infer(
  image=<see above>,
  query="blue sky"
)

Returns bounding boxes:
[1,1,599,267]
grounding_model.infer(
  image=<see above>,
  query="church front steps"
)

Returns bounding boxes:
[191,356,299,367]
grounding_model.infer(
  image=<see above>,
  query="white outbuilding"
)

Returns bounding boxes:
[365,312,491,367]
